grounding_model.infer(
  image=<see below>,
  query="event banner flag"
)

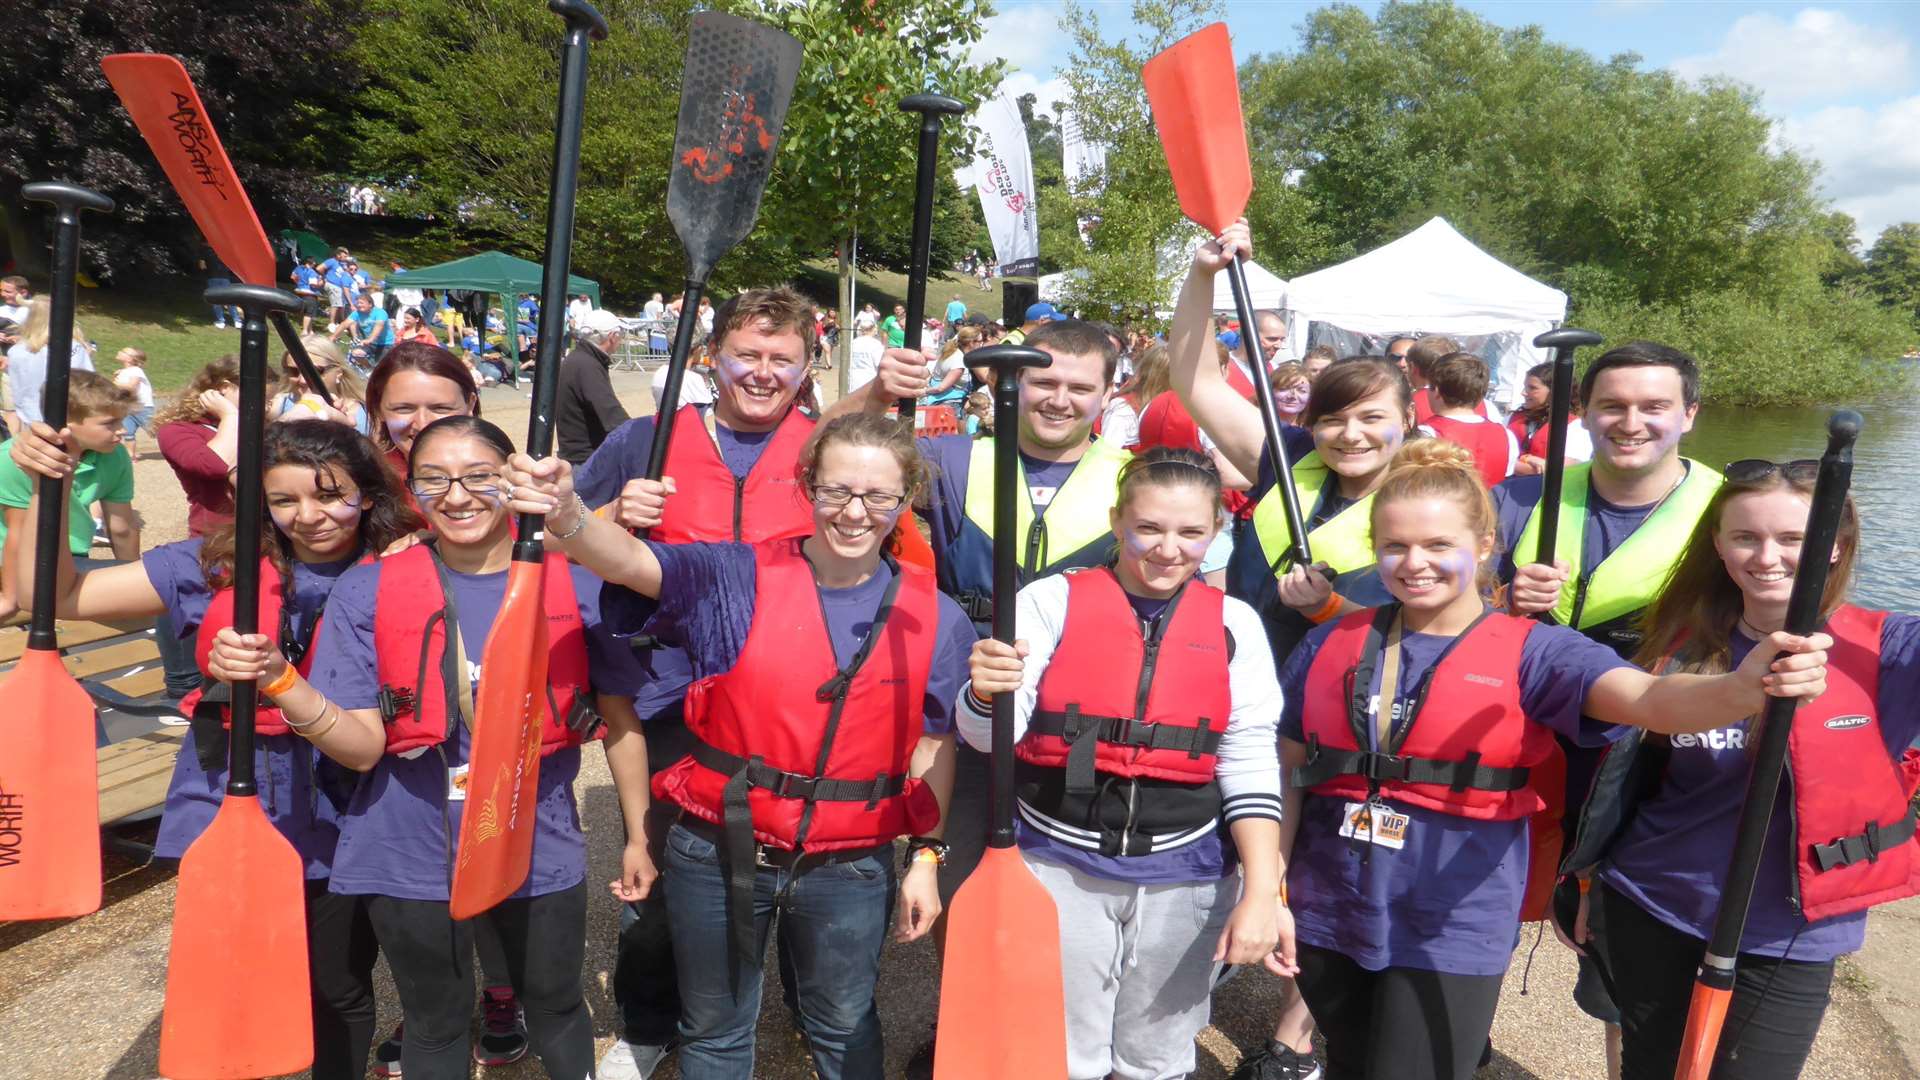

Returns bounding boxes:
[967,90,1040,278]
[1060,106,1105,248]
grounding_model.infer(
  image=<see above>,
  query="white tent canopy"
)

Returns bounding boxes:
[1281,217,1567,404]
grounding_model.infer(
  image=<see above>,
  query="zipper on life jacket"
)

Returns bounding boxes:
[1025,517,1046,575]
[731,475,747,541]
[1569,574,1592,629]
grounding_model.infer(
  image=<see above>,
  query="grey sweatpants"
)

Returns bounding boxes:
[1024,852,1238,1080]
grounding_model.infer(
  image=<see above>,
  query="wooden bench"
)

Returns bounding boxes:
[98,727,185,825]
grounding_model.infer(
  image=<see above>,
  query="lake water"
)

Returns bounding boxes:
[1683,406,1920,613]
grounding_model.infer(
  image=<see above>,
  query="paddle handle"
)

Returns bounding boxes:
[20,183,113,650]
[973,345,1052,847]
[517,4,600,562]
[269,310,333,410]
[1678,410,1860,1076]
[896,94,966,421]
[1529,328,1602,565]
[1224,256,1310,566]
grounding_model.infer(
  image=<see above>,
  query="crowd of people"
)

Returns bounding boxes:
[2,212,1913,1080]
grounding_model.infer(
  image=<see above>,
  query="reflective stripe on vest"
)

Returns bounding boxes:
[1250,451,1377,577]
[655,404,815,544]
[372,544,596,757]
[961,437,1131,576]
[1296,606,1550,820]
[1511,460,1723,630]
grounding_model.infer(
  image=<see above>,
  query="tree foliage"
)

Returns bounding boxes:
[0,0,365,280]
[1860,223,1920,331]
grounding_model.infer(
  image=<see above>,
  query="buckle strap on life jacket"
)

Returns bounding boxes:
[1291,734,1532,793]
[1030,705,1222,795]
[690,739,909,806]
[1812,804,1919,872]
[954,591,994,622]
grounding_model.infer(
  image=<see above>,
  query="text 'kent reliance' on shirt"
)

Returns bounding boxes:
[1602,614,1920,962]
[1279,616,1631,976]
[306,559,623,902]
[599,540,978,738]
[956,574,1283,886]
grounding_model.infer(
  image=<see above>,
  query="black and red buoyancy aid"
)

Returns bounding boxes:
[655,404,815,544]
[182,557,341,738]
[1424,415,1510,489]
[372,543,598,757]
[1295,606,1551,820]
[1506,410,1578,461]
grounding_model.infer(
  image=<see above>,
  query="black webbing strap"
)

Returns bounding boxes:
[1290,734,1532,793]
[691,740,908,805]
[1812,804,1919,872]
[955,590,994,623]
[1029,707,1223,796]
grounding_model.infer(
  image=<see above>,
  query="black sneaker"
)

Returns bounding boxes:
[1230,1039,1323,1080]
[373,1023,403,1078]
[904,1022,937,1080]
[474,985,529,1066]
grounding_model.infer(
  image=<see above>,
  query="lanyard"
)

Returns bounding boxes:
[1374,610,1403,750]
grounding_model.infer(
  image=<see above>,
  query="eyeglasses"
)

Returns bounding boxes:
[809,484,905,513]
[1725,459,1817,484]
[407,471,504,498]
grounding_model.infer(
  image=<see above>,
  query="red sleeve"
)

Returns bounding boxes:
[156,421,235,533]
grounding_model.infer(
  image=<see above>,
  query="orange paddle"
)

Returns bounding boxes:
[0,183,113,921]
[450,0,610,918]
[158,285,314,1078]
[935,344,1068,1080]
[100,52,334,408]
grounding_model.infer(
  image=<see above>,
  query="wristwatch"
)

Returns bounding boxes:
[903,836,950,869]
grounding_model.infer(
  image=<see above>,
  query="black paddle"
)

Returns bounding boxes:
[641,12,802,495]
[1528,328,1604,571]
[895,93,966,422]
[1676,410,1861,1078]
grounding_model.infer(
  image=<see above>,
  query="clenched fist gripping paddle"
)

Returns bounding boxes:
[99,53,334,408]
[159,284,315,1079]
[0,183,113,921]
[1675,412,1862,1080]
[1144,23,1311,566]
[450,0,610,919]
[935,346,1069,1080]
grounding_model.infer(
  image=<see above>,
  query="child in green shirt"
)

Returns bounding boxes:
[0,368,139,601]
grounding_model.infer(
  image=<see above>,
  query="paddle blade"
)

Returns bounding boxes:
[450,559,549,919]
[1675,980,1732,1080]
[0,648,101,920]
[99,54,274,286]
[158,794,312,1079]
[666,12,803,281]
[1142,23,1252,234]
[934,845,1068,1079]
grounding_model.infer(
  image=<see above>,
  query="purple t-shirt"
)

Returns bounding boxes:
[573,410,781,722]
[599,541,976,736]
[1601,614,1920,961]
[1279,615,1631,975]
[142,538,362,879]
[308,558,621,901]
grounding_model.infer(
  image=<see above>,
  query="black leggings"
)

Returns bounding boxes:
[1294,943,1505,1080]
[1599,881,1834,1080]
[307,883,379,1080]
[365,883,593,1080]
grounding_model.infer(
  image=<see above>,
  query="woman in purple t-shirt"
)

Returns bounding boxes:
[1278,441,1832,1080]
[1592,461,1920,1079]
[11,418,419,1080]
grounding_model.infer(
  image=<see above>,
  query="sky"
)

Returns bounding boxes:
[975,0,1920,250]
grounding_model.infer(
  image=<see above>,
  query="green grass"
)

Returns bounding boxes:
[74,276,275,396]
[791,262,981,320]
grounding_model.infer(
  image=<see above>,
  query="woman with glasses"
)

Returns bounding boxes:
[211,415,611,1079]
[503,412,975,1080]
[274,335,371,436]
[1577,458,1920,1079]
[8,418,420,1080]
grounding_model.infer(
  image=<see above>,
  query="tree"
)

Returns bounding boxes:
[1861,223,1920,330]
[0,0,365,280]
[747,0,1003,387]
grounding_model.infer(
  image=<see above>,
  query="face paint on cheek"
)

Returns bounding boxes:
[1645,418,1683,453]
[1382,425,1405,450]
[320,498,364,526]
[1442,550,1478,583]
[386,418,413,444]
[1378,553,1405,577]
[1121,531,1154,559]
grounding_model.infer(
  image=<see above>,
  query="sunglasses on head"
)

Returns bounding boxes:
[1725,459,1817,484]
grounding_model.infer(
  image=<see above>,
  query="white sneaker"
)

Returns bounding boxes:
[598,1037,678,1080]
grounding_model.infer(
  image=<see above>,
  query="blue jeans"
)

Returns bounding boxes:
[207,277,239,324]
[662,821,892,1080]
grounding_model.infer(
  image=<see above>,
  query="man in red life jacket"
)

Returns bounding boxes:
[1418,352,1518,489]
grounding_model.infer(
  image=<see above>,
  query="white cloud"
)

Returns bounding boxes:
[1671,8,1911,105]
[975,4,1064,76]
[1777,95,1920,244]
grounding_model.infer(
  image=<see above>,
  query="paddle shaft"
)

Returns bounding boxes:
[1224,257,1309,566]
[897,96,964,420]
[269,310,333,410]
[227,310,271,796]
[516,8,598,562]
[1532,350,1579,564]
[641,277,708,491]
[1677,413,1860,1078]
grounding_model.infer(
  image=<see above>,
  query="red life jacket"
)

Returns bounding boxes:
[1424,415,1510,489]
[1296,607,1551,821]
[1783,605,1920,922]
[1019,568,1230,785]
[655,404,814,544]
[654,539,942,852]
[1412,387,1489,427]
[1506,412,1577,461]
[181,557,339,738]
[372,543,597,757]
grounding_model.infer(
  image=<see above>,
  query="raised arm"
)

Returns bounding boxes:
[1169,220,1268,482]
[504,452,663,597]
[1583,629,1831,734]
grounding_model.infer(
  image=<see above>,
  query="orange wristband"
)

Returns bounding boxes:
[1577,877,1592,895]
[260,664,299,699]
[1307,593,1344,624]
